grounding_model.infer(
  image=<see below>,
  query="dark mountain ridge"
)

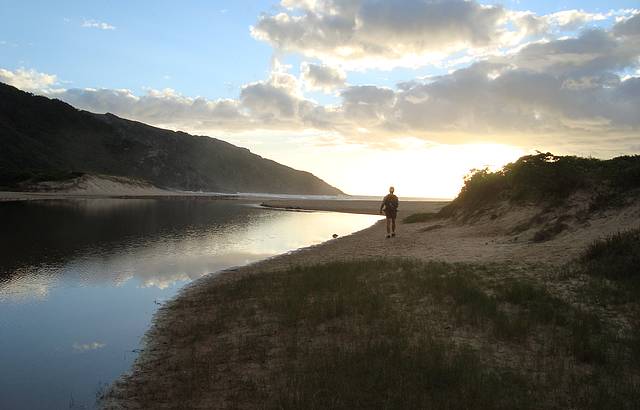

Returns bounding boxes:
[0,82,344,195]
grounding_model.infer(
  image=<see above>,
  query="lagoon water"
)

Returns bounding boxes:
[0,199,380,409]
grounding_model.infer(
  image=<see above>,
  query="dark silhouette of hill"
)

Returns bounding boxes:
[0,82,344,195]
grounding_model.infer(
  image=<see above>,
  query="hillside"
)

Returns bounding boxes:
[0,82,343,195]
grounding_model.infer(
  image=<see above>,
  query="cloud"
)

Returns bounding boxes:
[545,9,608,31]
[507,8,610,40]
[301,62,346,92]
[240,80,298,119]
[613,12,640,37]
[0,271,52,303]
[58,86,246,131]
[509,28,639,77]
[240,65,304,120]
[335,27,640,148]
[82,19,116,30]
[0,67,58,92]
[252,2,640,71]
[391,64,640,141]
[252,0,511,69]
[73,341,106,352]
[252,2,635,70]
[340,85,395,124]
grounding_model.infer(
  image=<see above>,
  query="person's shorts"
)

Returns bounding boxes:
[384,209,397,219]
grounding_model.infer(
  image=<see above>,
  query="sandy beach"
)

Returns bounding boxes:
[0,175,236,202]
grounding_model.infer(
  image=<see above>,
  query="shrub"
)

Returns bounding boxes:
[436,153,640,217]
[532,221,569,242]
[580,229,640,281]
[402,212,441,223]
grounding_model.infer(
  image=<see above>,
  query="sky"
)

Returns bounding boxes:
[1,0,639,198]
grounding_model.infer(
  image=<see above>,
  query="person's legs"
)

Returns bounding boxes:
[391,217,396,235]
[386,217,391,237]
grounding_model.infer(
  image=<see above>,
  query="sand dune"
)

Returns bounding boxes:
[0,174,176,201]
[35,174,172,195]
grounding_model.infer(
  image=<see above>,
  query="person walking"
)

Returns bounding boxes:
[380,186,399,238]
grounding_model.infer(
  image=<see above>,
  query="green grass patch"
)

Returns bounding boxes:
[276,339,531,410]
[577,228,640,305]
[258,260,535,409]
[402,212,441,223]
[0,169,85,188]
[581,229,640,281]
[265,262,388,326]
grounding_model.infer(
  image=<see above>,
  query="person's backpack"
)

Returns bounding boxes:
[387,195,398,211]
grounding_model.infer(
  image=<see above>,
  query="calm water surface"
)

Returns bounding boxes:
[0,199,380,409]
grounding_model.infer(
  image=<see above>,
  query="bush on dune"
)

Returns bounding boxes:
[576,228,640,308]
[581,228,640,281]
[402,212,441,223]
[437,152,640,217]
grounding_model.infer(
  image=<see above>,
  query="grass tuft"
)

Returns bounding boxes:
[402,212,441,223]
[277,339,531,410]
[532,221,570,242]
[581,229,640,281]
